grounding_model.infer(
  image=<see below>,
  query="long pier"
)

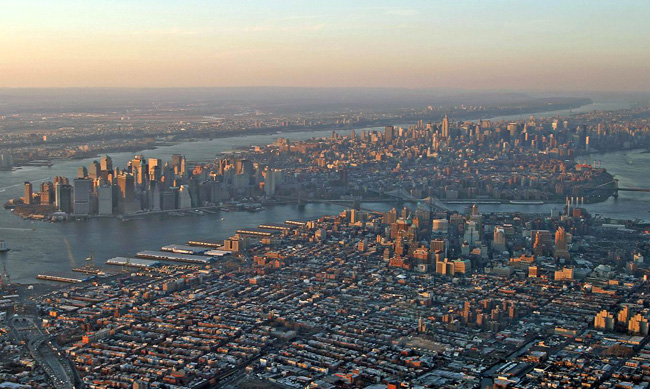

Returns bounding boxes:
[36,274,95,283]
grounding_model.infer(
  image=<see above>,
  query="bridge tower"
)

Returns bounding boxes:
[353,196,361,211]
[0,262,9,289]
[297,192,305,209]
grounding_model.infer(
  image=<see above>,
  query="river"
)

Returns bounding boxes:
[0,108,647,283]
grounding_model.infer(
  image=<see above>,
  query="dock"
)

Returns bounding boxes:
[161,244,208,255]
[136,250,213,265]
[106,257,160,269]
[71,267,105,275]
[188,240,223,249]
[36,273,95,283]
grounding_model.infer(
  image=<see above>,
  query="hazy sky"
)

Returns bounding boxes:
[1,0,649,91]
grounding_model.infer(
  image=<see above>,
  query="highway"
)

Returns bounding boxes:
[9,315,78,389]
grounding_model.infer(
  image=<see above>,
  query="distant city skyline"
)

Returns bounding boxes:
[1,0,649,91]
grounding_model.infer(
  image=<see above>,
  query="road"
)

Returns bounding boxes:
[9,314,78,389]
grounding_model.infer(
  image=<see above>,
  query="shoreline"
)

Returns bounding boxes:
[4,192,614,223]
[3,99,598,170]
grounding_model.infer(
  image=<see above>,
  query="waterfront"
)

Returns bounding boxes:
[0,123,649,283]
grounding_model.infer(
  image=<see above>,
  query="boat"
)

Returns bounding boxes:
[0,240,9,252]
[71,251,105,275]
[509,200,544,205]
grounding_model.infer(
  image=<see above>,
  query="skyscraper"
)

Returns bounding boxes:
[171,154,186,176]
[131,155,147,186]
[77,166,88,179]
[117,173,138,213]
[148,158,162,181]
[73,178,92,215]
[98,184,114,215]
[88,160,101,179]
[55,181,73,213]
[100,155,113,172]
[40,182,54,205]
[384,125,395,144]
[628,313,649,335]
[493,226,507,252]
[594,310,615,330]
[264,168,283,196]
[555,227,569,259]
[23,182,33,205]
[178,185,192,209]
[441,114,450,138]
[117,173,135,202]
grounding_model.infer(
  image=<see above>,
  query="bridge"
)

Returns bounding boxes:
[581,179,650,194]
[379,188,452,211]
[276,188,452,212]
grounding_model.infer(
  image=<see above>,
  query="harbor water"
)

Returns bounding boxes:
[0,126,648,283]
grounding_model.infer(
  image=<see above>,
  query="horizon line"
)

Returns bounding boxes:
[0,86,648,95]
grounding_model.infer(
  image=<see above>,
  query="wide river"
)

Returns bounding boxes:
[0,114,648,283]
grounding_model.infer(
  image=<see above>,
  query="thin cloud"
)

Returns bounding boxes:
[127,28,208,37]
[229,24,326,33]
[384,8,420,17]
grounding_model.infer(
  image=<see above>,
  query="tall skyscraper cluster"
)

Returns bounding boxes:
[20,154,285,216]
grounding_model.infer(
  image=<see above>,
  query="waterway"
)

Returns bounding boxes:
[476,100,635,122]
[0,107,648,283]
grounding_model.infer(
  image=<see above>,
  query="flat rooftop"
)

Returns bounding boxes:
[136,250,212,264]
[161,244,208,255]
[106,257,160,268]
[204,249,232,257]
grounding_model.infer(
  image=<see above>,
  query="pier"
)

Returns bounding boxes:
[36,274,95,284]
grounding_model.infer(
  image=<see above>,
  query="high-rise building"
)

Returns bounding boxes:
[628,313,649,335]
[151,182,161,211]
[131,155,147,186]
[594,310,615,331]
[441,114,450,138]
[171,154,186,176]
[464,220,480,248]
[554,267,574,281]
[40,182,54,205]
[23,182,33,205]
[554,227,570,259]
[493,226,507,252]
[383,208,398,225]
[148,158,162,181]
[0,154,13,170]
[161,189,176,210]
[264,168,283,196]
[117,173,135,202]
[453,259,471,274]
[432,219,448,234]
[618,306,630,324]
[73,178,92,215]
[100,155,113,172]
[97,184,113,215]
[88,160,101,179]
[178,185,192,209]
[55,182,73,213]
[77,166,88,179]
[235,159,254,176]
[430,239,446,254]
[532,230,553,256]
[117,173,140,213]
[384,125,395,144]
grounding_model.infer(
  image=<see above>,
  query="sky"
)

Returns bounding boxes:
[1,0,649,91]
